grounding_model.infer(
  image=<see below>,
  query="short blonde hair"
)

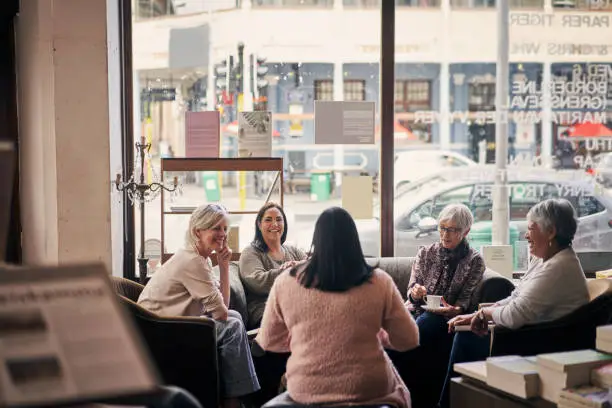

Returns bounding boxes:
[185,204,229,247]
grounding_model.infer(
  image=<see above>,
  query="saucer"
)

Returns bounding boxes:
[421,305,443,312]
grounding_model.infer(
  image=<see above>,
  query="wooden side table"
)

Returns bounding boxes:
[450,377,556,408]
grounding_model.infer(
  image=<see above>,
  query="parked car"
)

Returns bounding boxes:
[394,150,477,191]
[358,166,612,257]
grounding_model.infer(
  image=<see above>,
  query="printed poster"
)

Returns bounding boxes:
[314,101,375,145]
[185,111,220,158]
[238,111,272,157]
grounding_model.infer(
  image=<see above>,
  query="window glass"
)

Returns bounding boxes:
[130,0,612,273]
[431,185,473,218]
[131,1,381,276]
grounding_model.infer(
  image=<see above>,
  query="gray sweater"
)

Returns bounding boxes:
[239,244,306,328]
[491,247,589,329]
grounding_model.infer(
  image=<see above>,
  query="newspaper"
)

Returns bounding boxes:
[0,263,159,407]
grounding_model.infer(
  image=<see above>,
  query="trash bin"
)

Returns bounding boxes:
[310,171,331,201]
[469,222,522,270]
[468,221,493,253]
[201,171,221,202]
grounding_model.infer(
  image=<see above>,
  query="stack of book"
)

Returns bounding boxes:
[537,350,612,403]
[597,325,612,354]
[595,270,612,279]
[558,385,611,408]
[592,362,612,389]
[485,355,540,398]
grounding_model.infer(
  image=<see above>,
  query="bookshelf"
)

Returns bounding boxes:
[160,158,284,264]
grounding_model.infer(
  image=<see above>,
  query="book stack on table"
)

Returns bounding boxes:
[597,325,612,354]
[453,347,612,406]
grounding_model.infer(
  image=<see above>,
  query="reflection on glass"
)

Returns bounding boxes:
[131,1,611,265]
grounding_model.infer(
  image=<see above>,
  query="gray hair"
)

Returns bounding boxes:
[438,203,474,233]
[527,198,578,247]
[185,204,229,247]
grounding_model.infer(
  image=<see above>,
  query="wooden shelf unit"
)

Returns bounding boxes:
[160,157,284,264]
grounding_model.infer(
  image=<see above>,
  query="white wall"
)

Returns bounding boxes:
[16,0,113,271]
[132,7,612,70]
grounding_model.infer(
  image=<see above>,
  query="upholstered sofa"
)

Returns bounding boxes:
[218,256,516,330]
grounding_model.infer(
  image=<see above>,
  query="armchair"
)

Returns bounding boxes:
[490,279,612,357]
[263,391,396,408]
[111,277,219,408]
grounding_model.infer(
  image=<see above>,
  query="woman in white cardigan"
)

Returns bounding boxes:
[438,198,590,408]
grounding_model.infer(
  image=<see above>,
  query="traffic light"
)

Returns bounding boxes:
[213,59,229,105]
[252,54,269,107]
[256,56,269,90]
[291,63,300,88]
[235,43,245,94]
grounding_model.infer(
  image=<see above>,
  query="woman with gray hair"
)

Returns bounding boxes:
[439,198,589,408]
[392,204,485,408]
[138,204,260,408]
[406,203,486,320]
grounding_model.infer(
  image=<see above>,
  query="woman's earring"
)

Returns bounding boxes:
[548,240,552,248]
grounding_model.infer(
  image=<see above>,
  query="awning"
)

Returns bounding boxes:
[222,121,281,137]
[565,122,612,139]
[375,121,417,141]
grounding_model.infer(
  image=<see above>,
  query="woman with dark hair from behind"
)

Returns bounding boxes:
[239,202,307,329]
[256,207,419,408]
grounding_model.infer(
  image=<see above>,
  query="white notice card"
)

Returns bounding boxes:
[481,245,514,279]
[342,176,373,220]
[238,111,272,157]
[314,101,375,145]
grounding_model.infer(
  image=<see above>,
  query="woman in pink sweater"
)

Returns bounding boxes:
[255,207,420,408]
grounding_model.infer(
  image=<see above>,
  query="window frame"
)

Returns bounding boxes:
[121,2,399,275]
[344,79,367,101]
[468,82,496,111]
[394,79,432,112]
[313,79,334,101]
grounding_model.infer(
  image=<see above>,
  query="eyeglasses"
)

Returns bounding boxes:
[438,226,462,235]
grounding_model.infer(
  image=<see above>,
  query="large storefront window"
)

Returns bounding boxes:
[131,1,611,275]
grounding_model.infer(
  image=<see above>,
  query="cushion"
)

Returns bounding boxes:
[367,257,415,300]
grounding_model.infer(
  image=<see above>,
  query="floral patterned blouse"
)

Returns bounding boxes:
[407,240,486,314]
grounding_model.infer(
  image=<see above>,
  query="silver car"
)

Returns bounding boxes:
[358,167,612,257]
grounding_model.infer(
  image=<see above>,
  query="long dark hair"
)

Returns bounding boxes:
[291,207,375,292]
[251,202,288,252]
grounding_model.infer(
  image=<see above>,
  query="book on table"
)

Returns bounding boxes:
[486,355,540,399]
[536,349,612,403]
[558,385,611,408]
[597,325,612,354]
[454,361,487,383]
[591,362,612,389]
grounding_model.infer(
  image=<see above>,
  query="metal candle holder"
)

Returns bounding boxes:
[114,136,178,284]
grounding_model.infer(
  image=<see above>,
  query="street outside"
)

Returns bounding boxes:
[135,178,371,270]
[133,168,612,275]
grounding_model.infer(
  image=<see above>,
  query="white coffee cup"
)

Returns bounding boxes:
[423,295,442,310]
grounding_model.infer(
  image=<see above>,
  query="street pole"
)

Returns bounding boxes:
[492,0,510,246]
